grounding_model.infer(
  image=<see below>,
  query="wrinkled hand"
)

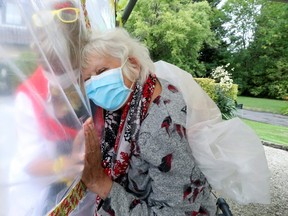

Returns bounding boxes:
[81,117,112,198]
[62,129,85,177]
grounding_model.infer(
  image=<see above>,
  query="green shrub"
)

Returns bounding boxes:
[268,81,288,100]
[215,86,238,120]
[226,83,238,101]
[195,78,238,102]
[195,78,238,119]
[194,78,217,101]
[249,85,265,97]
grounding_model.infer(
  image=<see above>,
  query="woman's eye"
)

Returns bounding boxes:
[97,67,108,75]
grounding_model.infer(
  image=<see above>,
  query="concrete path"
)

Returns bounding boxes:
[237,109,288,127]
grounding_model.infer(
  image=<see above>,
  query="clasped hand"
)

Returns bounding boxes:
[81,117,112,199]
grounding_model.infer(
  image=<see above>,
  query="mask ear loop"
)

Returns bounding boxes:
[120,58,128,68]
[120,57,134,90]
[129,81,136,91]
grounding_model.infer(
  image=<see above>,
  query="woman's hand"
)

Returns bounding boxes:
[81,117,112,199]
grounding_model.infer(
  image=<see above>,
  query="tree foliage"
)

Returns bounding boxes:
[225,0,288,99]
[198,4,230,75]
[125,0,217,76]
[219,0,262,95]
[246,1,288,99]
[222,0,261,51]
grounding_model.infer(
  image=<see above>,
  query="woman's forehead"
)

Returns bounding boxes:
[89,54,120,66]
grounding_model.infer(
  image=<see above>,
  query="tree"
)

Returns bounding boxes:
[220,0,288,99]
[246,1,288,98]
[221,0,261,52]
[125,0,216,76]
[198,2,231,75]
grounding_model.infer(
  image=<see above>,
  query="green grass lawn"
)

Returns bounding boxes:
[237,96,288,114]
[241,119,288,146]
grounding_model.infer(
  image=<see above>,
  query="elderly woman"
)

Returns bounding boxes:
[81,27,216,215]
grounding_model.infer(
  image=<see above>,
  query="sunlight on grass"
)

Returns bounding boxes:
[242,119,288,146]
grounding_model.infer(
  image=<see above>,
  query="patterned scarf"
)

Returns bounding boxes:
[95,74,156,213]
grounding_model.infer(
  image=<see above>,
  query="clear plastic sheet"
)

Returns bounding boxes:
[85,0,115,31]
[0,0,94,215]
[155,60,271,205]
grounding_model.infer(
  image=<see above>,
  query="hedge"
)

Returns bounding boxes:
[194,78,238,102]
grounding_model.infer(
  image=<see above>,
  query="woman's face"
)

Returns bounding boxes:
[82,54,133,89]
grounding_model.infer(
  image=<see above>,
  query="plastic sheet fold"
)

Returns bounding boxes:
[155,60,271,205]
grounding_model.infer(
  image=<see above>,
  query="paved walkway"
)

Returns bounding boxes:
[237,109,288,127]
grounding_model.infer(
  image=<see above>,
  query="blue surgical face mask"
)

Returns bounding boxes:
[84,59,132,111]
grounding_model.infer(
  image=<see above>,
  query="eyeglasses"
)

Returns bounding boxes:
[32,7,80,27]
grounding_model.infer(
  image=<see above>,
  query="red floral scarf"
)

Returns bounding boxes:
[95,74,157,212]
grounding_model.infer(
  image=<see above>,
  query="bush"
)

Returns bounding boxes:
[194,78,217,101]
[195,64,239,119]
[215,86,238,120]
[195,78,238,120]
[225,83,238,101]
[268,81,288,100]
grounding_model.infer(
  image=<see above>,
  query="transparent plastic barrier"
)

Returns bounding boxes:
[0,0,90,215]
